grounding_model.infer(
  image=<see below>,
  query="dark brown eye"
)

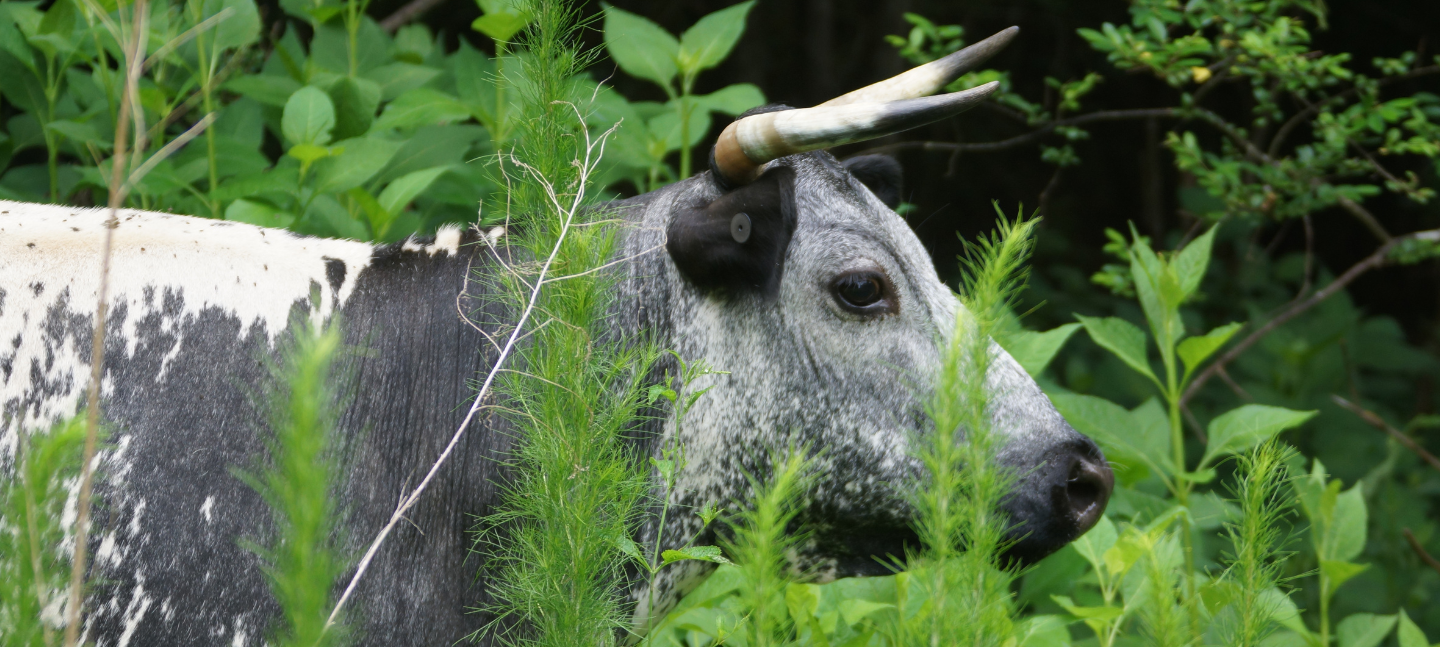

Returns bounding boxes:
[830,271,891,314]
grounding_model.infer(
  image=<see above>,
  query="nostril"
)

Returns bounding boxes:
[1066,455,1115,533]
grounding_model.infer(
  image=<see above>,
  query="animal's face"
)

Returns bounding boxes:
[654,152,1112,583]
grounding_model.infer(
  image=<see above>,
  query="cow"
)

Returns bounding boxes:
[0,28,1113,646]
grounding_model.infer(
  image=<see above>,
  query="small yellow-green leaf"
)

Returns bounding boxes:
[1177,321,1242,375]
[282,86,335,146]
[1071,515,1116,572]
[661,545,731,565]
[1320,560,1369,599]
[287,143,334,165]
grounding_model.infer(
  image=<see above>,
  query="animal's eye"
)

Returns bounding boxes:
[830,271,892,314]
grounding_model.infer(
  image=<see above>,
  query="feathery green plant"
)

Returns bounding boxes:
[1220,439,1299,646]
[239,317,349,646]
[0,415,92,647]
[475,1,661,643]
[725,448,815,647]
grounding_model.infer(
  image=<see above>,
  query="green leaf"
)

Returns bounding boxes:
[226,74,302,107]
[377,165,450,220]
[837,599,894,626]
[1015,615,1072,647]
[225,198,295,229]
[328,76,382,140]
[647,109,711,152]
[785,583,820,622]
[314,137,401,193]
[363,62,442,102]
[1321,560,1369,599]
[372,88,471,131]
[1201,405,1317,467]
[287,143,335,165]
[1177,321,1242,376]
[999,323,1081,377]
[692,83,765,115]
[1397,609,1430,647]
[375,125,484,184]
[661,545,732,565]
[1050,595,1123,621]
[471,13,530,43]
[1326,481,1369,563]
[1070,515,1117,572]
[0,4,37,69]
[676,1,754,74]
[603,4,680,89]
[282,86,336,146]
[210,0,261,51]
[1173,224,1217,300]
[1076,314,1158,384]
[0,50,45,112]
[613,533,644,564]
[1337,613,1397,648]
[1049,393,1157,480]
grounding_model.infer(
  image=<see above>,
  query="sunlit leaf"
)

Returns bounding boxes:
[677,0,755,74]
[1201,405,1317,468]
[603,4,680,89]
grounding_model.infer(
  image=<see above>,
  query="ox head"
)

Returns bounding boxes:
[632,27,1112,609]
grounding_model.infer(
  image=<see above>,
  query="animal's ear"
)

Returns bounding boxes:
[843,155,903,209]
[667,167,797,298]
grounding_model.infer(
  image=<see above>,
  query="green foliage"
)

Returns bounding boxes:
[600,2,764,186]
[237,318,349,646]
[0,415,93,647]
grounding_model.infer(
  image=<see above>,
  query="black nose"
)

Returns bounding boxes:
[1064,441,1114,535]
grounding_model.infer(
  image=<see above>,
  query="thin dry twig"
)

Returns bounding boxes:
[378,0,447,32]
[1181,228,1440,406]
[853,108,1181,157]
[1403,528,1440,578]
[1330,395,1440,472]
[66,1,148,644]
[325,111,621,629]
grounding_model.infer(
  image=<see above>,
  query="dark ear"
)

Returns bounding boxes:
[667,167,797,298]
[842,154,903,209]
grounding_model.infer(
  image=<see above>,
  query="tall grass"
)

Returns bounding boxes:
[239,318,350,646]
[476,0,660,643]
[724,449,816,646]
[892,210,1038,645]
[0,416,93,646]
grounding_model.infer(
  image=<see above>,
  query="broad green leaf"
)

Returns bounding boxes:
[0,51,46,111]
[282,86,336,146]
[1015,615,1072,647]
[692,83,766,115]
[837,599,894,627]
[603,4,680,89]
[210,165,300,202]
[372,88,471,131]
[677,1,755,74]
[1076,314,1158,384]
[1173,224,1218,300]
[471,12,530,43]
[450,42,497,112]
[375,125,484,184]
[997,323,1081,377]
[328,76,382,140]
[1262,588,1314,639]
[1049,393,1156,481]
[364,62,442,101]
[1326,481,1369,563]
[1130,397,1172,471]
[1321,560,1369,599]
[1337,613,1397,648]
[45,119,100,146]
[648,109,711,151]
[661,545,732,565]
[1129,234,1185,354]
[1071,515,1117,571]
[314,137,401,193]
[215,98,266,148]
[0,4,36,69]
[1177,321,1242,375]
[225,198,295,229]
[298,193,369,240]
[377,165,451,227]
[785,583,820,621]
[1050,595,1123,621]
[225,74,302,107]
[347,186,387,237]
[1397,609,1429,647]
[1201,405,1317,468]
[209,0,261,51]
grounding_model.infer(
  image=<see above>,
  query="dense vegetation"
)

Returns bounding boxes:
[0,0,1437,645]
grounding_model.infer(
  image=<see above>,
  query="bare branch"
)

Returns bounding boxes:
[1181,228,1440,406]
[1331,395,1440,472]
[1404,528,1440,578]
[379,0,448,32]
[852,107,1180,157]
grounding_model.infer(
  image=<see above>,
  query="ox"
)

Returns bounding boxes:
[0,28,1112,646]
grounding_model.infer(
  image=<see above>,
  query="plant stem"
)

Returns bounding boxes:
[678,74,694,179]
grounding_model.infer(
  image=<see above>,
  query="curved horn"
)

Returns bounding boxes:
[713,81,999,186]
[820,27,1019,107]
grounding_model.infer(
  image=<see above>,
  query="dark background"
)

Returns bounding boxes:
[360,0,1440,349]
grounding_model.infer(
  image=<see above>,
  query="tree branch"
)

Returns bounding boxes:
[1181,228,1440,406]
[1331,395,1440,472]
[1270,64,1440,158]
[379,0,448,32]
[1404,528,1440,578]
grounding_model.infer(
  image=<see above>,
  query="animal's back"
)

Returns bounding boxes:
[1,201,511,645]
